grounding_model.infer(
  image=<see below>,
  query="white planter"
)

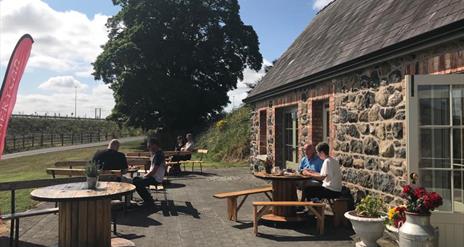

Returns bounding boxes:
[87,176,98,189]
[385,224,399,244]
[344,211,386,247]
[398,212,438,247]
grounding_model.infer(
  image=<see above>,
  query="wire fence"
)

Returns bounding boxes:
[3,131,132,154]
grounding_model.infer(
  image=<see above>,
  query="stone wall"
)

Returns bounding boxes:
[332,64,407,204]
[249,40,464,204]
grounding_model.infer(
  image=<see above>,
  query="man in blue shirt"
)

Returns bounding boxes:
[299,144,323,173]
[297,143,323,206]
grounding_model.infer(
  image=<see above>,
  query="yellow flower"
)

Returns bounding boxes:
[388,207,396,220]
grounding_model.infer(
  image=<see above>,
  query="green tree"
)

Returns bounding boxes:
[93,0,262,137]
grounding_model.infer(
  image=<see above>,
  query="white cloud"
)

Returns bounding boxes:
[14,82,115,118]
[313,0,334,10]
[225,59,272,112]
[0,0,109,75]
[39,76,88,92]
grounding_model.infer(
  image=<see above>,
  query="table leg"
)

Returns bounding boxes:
[272,180,298,217]
[59,199,112,247]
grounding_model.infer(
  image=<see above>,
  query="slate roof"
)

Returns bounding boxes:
[246,0,464,101]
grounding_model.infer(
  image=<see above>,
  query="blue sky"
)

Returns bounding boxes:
[0,0,331,117]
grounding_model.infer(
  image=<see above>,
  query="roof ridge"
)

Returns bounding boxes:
[316,0,337,15]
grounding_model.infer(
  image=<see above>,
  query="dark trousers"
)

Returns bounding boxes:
[133,176,159,202]
[304,186,341,201]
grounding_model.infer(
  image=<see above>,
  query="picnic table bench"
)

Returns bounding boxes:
[213,186,272,221]
[46,168,123,178]
[252,201,325,235]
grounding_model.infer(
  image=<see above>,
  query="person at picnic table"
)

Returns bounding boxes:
[132,138,166,205]
[181,133,195,152]
[174,135,185,151]
[302,142,342,201]
[299,143,323,173]
[92,139,128,176]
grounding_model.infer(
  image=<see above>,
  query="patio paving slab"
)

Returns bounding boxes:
[0,167,397,247]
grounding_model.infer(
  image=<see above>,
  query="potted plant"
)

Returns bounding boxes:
[385,205,406,243]
[85,161,100,189]
[398,185,442,246]
[344,195,386,247]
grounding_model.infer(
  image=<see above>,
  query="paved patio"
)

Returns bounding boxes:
[0,167,396,247]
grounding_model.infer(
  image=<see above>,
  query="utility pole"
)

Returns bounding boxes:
[74,86,77,118]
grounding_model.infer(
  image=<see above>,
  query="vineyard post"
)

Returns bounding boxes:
[22,135,25,149]
[60,134,64,146]
[71,133,74,145]
[40,133,44,147]
[31,135,34,147]
[97,131,100,142]
[13,135,16,150]
[80,132,83,144]
[89,133,92,143]
[51,133,54,146]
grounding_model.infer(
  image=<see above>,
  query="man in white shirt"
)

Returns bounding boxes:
[302,142,342,201]
[132,138,165,205]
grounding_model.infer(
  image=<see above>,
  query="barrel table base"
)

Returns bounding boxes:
[59,199,112,247]
[272,180,297,216]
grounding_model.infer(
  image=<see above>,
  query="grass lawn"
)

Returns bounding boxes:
[0,141,247,214]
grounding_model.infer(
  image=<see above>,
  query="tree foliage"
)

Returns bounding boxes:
[93,0,262,134]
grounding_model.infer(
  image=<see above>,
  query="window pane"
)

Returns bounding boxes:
[419,128,450,168]
[453,128,463,165]
[454,166,464,212]
[452,85,464,126]
[419,85,450,125]
[420,169,452,211]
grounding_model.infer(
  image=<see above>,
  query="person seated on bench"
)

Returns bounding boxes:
[303,142,342,201]
[174,135,185,151]
[297,143,323,204]
[181,133,195,153]
[132,138,165,205]
[92,139,128,181]
[169,133,194,175]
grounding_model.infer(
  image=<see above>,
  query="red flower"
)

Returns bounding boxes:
[403,185,412,194]
[414,187,426,198]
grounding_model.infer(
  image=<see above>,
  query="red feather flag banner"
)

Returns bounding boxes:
[0,34,34,159]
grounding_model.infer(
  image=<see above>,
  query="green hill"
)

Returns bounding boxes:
[197,106,251,162]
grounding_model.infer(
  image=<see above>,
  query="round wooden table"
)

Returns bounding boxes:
[254,172,321,222]
[31,182,135,247]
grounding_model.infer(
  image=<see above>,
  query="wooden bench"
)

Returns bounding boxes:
[126,152,150,157]
[179,149,208,173]
[328,198,350,227]
[213,186,272,221]
[0,177,86,247]
[54,160,88,168]
[252,201,325,235]
[46,168,122,178]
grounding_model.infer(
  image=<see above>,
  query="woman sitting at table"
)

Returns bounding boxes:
[302,142,342,201]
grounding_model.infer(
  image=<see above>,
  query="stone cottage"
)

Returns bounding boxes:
[244,0,464,245]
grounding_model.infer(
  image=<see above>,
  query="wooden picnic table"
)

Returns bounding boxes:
[30,182,135,247]
[253,171,321,222]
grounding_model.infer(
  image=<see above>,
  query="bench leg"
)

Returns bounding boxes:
[14,218,19,247]
[253,205,258,235]
[9,218,14,247]
[317,207,325,235]
[227,197,237,221]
